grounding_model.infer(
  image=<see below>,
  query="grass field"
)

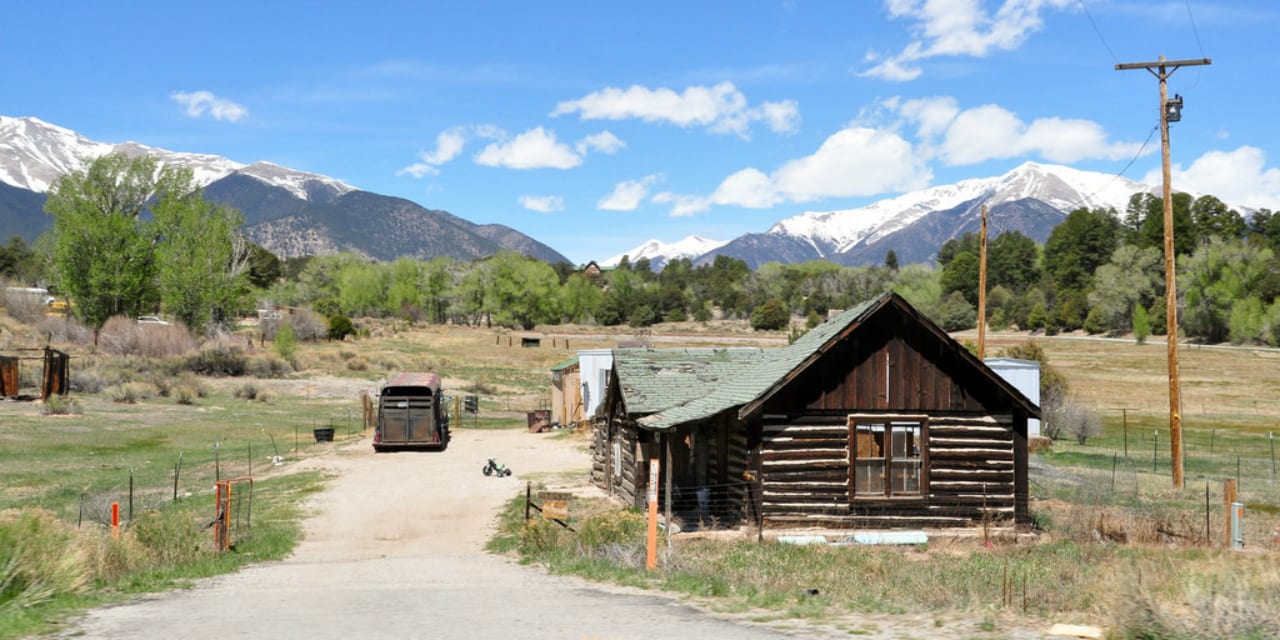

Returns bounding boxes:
[2,315,1278,639]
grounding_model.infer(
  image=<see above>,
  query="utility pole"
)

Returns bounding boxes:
[1115,56,1210,489]
[977,204,988,360]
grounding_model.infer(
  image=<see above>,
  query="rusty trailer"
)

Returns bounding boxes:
[373,372,450,452]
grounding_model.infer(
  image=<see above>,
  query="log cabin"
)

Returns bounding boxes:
[591,291,1040,529]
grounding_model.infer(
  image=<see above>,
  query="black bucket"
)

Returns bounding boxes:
[313,427,335,443]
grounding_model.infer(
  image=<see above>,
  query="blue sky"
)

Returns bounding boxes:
[4,1,1277,264]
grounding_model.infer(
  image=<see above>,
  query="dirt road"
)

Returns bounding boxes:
[62,428,810,640]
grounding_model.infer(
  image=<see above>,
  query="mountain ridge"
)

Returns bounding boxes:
[0,116,569,264]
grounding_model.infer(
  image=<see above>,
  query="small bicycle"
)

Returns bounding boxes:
[482,457,512,477]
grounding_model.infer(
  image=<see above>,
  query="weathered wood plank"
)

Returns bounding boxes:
[762,449,849,461]
[930,448,1014,460]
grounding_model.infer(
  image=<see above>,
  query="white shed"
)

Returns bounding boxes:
[985,357,1042,437]
[577,348,614,418]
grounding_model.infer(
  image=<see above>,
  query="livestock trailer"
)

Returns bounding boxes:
[374,372,450,451]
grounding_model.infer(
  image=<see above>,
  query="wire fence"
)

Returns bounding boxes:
[72,419,357,549]
[1035,426,1280,549]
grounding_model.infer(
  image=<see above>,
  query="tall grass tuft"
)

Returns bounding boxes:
[0,509,88,610]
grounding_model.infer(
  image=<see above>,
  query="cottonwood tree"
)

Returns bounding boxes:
[45,153,247,333]
[151,168,250,331]
[1086,245,1163,334]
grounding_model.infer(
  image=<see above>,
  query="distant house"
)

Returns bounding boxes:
[591,291,1040,529]
[582,261,602,278]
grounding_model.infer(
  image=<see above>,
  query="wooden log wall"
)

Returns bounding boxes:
[590,418,641,507]
[760,413,1016,529]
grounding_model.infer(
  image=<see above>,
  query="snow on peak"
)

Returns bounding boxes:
[236,161,355,200]
[601,235,727,268]
[767,161,1155,255]
[0,116,357,201]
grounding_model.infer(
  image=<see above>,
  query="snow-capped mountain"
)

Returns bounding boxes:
[602,235,728,271]
[770,161,1149,258]
[0,116,353,200]
[697,162,1159,269]
[0,116,570,264]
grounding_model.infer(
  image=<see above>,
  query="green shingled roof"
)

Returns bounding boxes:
[613,347,764,415]
[633,296,883,429]
[549,357,579,372]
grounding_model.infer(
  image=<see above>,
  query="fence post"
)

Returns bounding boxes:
[1204,482,1210,545]
[128,467,134,524]
[215,441,221,482]
[173,451,183,501]
[525,482,531,523]
[1153,431,1158,472]
[1222,479,1237,549]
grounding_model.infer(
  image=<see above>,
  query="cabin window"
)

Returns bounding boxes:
[849,415,927,499]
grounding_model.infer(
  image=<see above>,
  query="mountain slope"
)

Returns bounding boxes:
[0,116,570,264]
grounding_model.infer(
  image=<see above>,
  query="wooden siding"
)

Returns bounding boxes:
[767,314,1014,415]
[760,413,1017,528]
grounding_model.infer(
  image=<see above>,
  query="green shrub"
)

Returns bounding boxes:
[107,382,154,404]
[233,382,259,400]
[130,508,205,566]
[173,386,196,405]
[185,345,247,376]
[41,395,82,415]
[750,298,790,331]
[0,509,88,610]
[69,368,107,394]
[274,323,297,359]
[247,354,293,378]
[328,315,355,341]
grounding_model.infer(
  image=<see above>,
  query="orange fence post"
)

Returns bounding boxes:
[646,458,659,570]
[111,502,119,537]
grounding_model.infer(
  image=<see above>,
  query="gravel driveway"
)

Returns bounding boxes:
[60,428,810,640]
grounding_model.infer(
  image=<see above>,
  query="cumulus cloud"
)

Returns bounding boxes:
[862,0,1074,81]
[576,131,626,155]
[475,127,581,170]
[552,82,800,137]
[934,104,1145,165]
[170,90,248,122]
[598,174,662,211]
[519,195,565,212]
[883,98,1144,165]
[651,192,712,218]
[654,126,931,216]
[397,127,469,177]
[1145,146,1280,210]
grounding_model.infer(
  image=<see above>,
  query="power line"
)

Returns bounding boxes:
[1050,124,1159,216]
[1181,0,1208,92]
[1077,0,1120,65]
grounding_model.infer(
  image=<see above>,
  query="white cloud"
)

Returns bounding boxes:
[711,168,783,208]
[576,131,626,155]
[862,0,1074,81]
[397,127,469,177]
[474,127,582,170]
[598,174,662,211]
[936,104,1145,165]
[552,82,800,137]
[771,127,931,201]
[1144,146,1280,210]
[519,195,565,212]
[170,90,248,122]
[652,192,712,217]
[759,100,801,133]
[659,125,931,216]
[898,96,959,140]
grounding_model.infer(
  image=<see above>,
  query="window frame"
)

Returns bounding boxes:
[847,414,929,501]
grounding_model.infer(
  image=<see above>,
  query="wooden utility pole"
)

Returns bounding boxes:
[1115,56,1211,489]
[977,204,988,360]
